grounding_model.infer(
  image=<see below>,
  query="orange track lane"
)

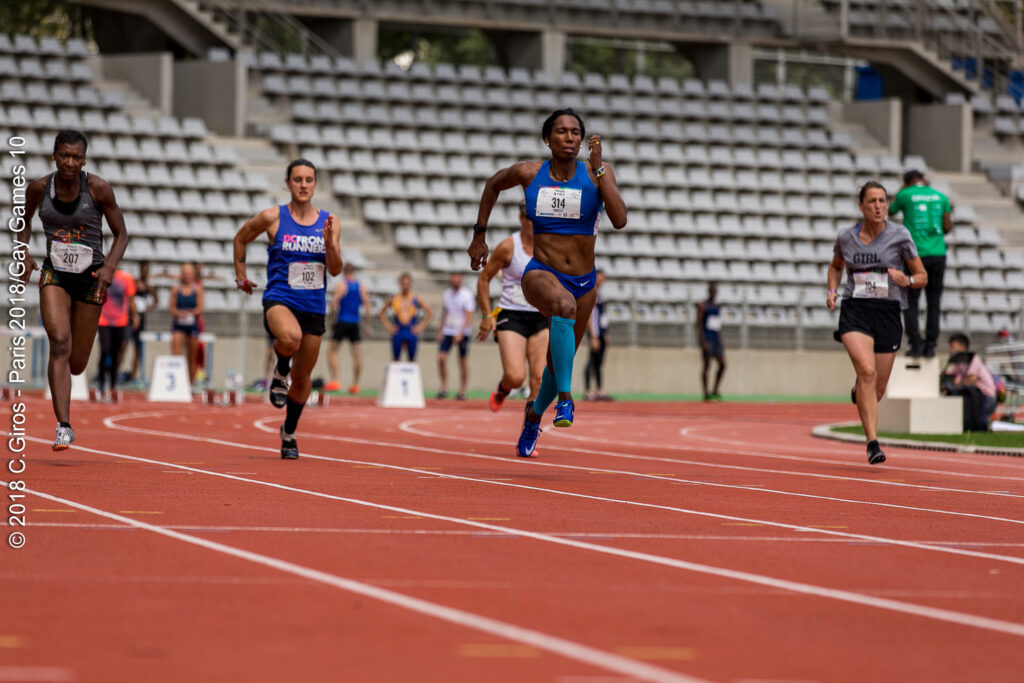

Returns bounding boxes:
[3,395,1023,683]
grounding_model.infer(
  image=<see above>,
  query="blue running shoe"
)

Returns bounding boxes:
[553,399,574,428]
[516,401,541,457]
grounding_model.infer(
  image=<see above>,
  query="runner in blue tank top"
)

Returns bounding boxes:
[696,282,726,402]
[467,109,628,457]
[327,263,371,394]
[233,159,342,459]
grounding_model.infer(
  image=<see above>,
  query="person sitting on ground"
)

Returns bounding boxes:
[943,332,998,422]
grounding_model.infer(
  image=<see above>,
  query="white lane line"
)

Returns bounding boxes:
[5,482,703,683]
[95,415,1024,568]
[26,523,1024,548]
[401,416,1024,497]
[11,456,1024,642]
[676,423,1024,477]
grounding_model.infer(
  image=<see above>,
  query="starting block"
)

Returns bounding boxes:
[880,357,963,434]
[202,389,246,407]
[147,355,193,403]
[377,362,425,408]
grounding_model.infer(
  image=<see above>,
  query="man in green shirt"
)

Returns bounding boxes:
[889,170,952,357]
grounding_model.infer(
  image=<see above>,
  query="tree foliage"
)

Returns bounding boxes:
[0,0,88,42]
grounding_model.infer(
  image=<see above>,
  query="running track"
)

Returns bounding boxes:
[3,395,1023,682]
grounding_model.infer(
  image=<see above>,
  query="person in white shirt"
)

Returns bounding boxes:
[438,272,476,399]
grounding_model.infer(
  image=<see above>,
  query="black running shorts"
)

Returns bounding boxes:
[264,300,326,337]
[834,298,903,354]
[495,309,548,339]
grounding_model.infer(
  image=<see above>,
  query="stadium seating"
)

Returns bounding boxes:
[251,50,1023,335]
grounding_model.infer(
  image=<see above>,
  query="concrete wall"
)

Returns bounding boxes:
[841,98,902,158]
[173,59,247,137]
[5,338,855,399]
[100,52,173,116]
[905,103,972,174]
[686,42,753,87]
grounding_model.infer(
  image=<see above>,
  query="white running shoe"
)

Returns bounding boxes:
[53,423,75,451]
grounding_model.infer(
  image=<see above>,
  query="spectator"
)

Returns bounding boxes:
[379,272,432,362]
[943,332,998,421]
[889,170,952,357]
[585,270,610,400]
[437,272,475,399]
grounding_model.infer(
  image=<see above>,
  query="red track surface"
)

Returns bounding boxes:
[3,395,1023,682]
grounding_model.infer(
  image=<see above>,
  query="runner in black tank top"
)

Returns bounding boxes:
[17,130,131,451]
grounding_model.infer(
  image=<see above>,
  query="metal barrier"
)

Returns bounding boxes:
[985,340,1024,419]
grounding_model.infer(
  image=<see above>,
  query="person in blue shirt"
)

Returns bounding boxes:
[233,159,342,459]
[326,263,371,394]
[467,109,627,457]
[696,282,725,402]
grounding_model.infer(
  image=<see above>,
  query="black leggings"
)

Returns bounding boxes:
[96,325,127,393]
[585,335,607,391]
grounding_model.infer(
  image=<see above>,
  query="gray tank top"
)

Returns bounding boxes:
[834,220,918,309]
[38,171,105,273]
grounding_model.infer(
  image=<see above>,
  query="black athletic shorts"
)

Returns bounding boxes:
[39,263,105,305]
[439,334,470,357]
[495,309,548,339]
[702,338,724,359]
[263,300,326,337]
[834,298,903,354]
[332,321,361,343]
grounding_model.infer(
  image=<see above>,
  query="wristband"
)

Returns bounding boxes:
[909,275,915,286]
[472,223,487,234]
[828,289,837,294]
[594,166,607,178]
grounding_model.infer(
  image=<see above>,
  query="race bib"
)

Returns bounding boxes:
[176,313,196,326]
[705,314,722,332]
[288,261,325,290]
[853,271,889,299]
[536,187,582,219]
[50,241,92,274]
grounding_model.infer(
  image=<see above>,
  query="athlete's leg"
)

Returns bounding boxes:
[350,341,362,388]
[842,331,880,442]
[701,354,711,400]
[265,306,302,407]
[593,335,606,393]
[713,350,726,396]
[68,299,102,377]
[874,351,897,401]
[96,326,113,393]
[526,287,596,421]
[186,336,200,383]
[391,333,401,362]
[327,339,340,385]
[171,331,186,364]
[496,330,528,392]
[525,329,548,400]
[458,340,469,397]
[279,332,323,458]
[407,334,419,362]
[437,347,449,395]
[41,286,74,424]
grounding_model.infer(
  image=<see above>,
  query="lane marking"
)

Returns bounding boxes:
[22,439,1024,638]
[117,511,163,515]
[459,643,541,658]
[25,522,1024,547]
[0,666,75,682]
[32,509,75,513]
[616,647,697,661]
[410,416,1024,491]
[9,482,704,683]
[94,417,1024,569]
[0,636,26,648]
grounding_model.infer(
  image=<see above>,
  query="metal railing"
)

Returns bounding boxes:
[198,0,341,57]
[985,340,1024,419]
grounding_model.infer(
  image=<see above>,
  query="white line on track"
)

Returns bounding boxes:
[26,522,1024,548]
[15,434,1024,642]
[5,480,704,683]
[96,413,1024,568]
[401,416,1024,496]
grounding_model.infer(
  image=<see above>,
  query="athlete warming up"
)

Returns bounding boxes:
[828,181,927,465]
[467,109,627,457]
[233,159,342,459]
[17,130,130,450]
[476,201,549,410]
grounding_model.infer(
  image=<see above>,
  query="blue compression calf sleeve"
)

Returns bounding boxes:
[532,367,557,416]
[549,316,576,393]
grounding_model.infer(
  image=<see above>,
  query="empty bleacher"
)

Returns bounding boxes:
[251,51,1023,341]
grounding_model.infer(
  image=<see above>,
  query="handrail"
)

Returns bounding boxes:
[199,0,341,58]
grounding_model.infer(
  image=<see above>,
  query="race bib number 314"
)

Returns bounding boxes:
[536,187,582,219]
[288,261,325,290]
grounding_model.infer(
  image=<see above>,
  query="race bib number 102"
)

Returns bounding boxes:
[288,261,325,290]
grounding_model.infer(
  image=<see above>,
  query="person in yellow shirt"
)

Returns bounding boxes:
[378,272,433,361]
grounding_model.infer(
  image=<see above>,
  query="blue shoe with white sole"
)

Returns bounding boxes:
[553,399,574,428]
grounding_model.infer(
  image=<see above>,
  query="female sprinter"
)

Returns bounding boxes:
[234,159,342,459]
[468,109,627,457]
[169,262,204,385]
[17,129,130,450]
[828,181,927,465]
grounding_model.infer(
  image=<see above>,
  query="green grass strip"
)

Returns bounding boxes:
[833,424,1024,448]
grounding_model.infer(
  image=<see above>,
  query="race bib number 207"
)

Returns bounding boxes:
[50,241,92,274]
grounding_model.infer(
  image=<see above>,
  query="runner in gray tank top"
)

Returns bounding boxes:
[17,130,131,451]
[827,181,927,465]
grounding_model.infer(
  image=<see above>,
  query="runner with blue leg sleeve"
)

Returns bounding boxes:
[468,109,628,457]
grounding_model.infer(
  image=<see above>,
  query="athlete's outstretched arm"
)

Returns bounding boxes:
[468,162,536,271]
[475,237,513,341]
[588,136,626,230]
[91,176,130,299]
[233,207,277,294]
[13,178,45,284]
[324,213,343,276]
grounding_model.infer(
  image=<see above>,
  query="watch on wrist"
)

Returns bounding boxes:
[472,223,487,234]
